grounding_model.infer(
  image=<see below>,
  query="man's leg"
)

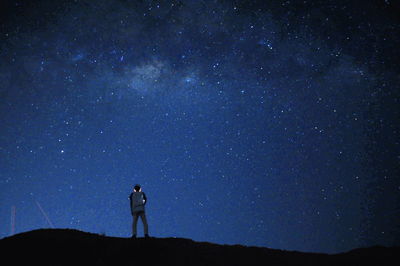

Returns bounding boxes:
[140,212,149,236]
[132,213,139,237]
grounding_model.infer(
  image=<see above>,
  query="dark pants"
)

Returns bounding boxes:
[132,211,148,236]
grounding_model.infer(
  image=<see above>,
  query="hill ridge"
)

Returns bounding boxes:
[1,228,399,266]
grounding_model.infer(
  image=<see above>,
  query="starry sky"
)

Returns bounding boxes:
[0,0,399,253]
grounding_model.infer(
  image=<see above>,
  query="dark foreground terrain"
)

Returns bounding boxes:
[1,229,399,265]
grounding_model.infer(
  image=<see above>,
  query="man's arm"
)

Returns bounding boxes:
[143,192,147,205]
[129,193,133,214]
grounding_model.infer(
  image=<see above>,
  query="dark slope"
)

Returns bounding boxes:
[1,229,398,266]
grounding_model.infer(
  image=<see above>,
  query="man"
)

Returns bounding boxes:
[129,184,149,238]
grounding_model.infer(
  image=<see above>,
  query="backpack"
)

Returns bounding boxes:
[131,192,145,208]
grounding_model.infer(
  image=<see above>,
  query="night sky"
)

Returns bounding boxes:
[1,0,399,253]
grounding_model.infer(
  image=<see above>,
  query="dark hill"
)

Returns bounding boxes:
[1,229,398,265]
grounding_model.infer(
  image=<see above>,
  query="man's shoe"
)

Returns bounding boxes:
[144,234,150,238]
[131,234,136,239]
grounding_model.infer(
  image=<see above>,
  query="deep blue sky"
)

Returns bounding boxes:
[0,0,399,253]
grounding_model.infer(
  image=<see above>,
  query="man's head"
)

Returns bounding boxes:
[134,184,141,192]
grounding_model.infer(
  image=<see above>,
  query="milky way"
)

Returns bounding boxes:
[0,0,399,253]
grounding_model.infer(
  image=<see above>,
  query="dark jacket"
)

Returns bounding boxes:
[129,191,147,214]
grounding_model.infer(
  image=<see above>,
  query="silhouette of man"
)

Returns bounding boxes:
[129,184,149,238]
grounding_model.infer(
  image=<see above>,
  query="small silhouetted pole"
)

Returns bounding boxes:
[10,205,16,236]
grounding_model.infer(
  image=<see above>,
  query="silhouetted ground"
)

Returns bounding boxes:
[1,229,399,265]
